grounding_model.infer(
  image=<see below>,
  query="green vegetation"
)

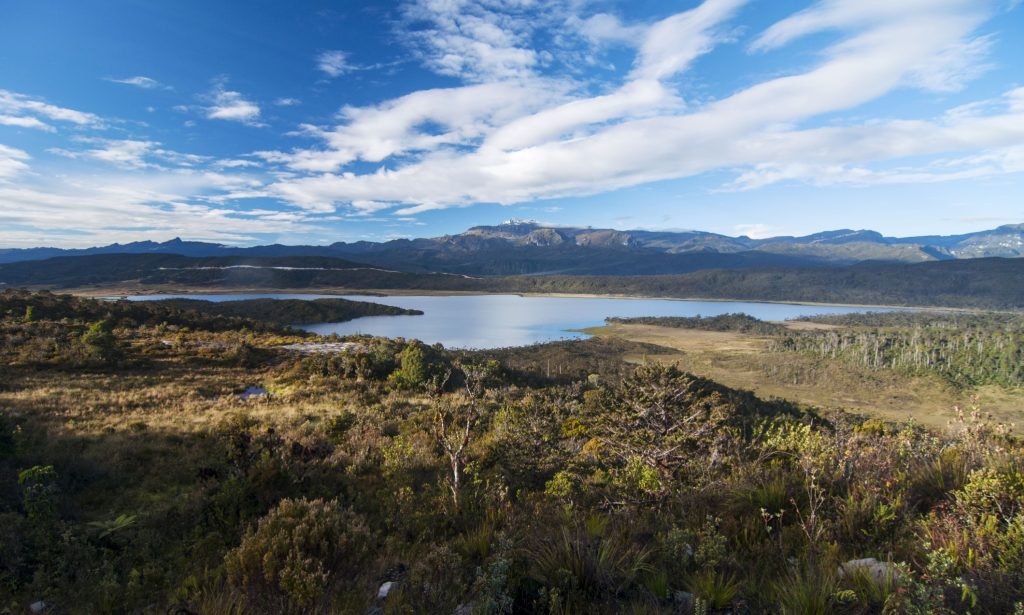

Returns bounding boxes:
[605,310,1024,389]
[505,258,1024,309]
[607,313,788,335]
[3,252,1022,309]
[1,288,293,335]
[776,311,1024,387]
[0,289,418,337]
[1,292,1024,613]
[155,297,421,324]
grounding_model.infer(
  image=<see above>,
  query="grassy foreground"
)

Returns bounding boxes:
[1,292,1024,614]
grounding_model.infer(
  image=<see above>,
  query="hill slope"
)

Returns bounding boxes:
[2,222,1021,273]
[2,253,1021,309]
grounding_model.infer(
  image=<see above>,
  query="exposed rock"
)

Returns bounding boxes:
[281,341,368,354]
[240,386,268,400]
[29,601,48,614]
[377,581,394,600]
[837,558,898,585]
[673,590,695,612]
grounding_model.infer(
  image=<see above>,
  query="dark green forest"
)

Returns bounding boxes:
[774,312,1024,387]
[154,297,421,325]
[606,314,789,335]
[2,254,1022,309]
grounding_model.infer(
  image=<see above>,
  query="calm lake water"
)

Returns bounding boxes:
[129,293,896,349]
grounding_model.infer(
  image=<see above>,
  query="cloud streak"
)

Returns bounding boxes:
[104,76,171,90]
[0,89,100,127]
[0,144,30,180]
[0,115,55,132]
[316,51,352,77]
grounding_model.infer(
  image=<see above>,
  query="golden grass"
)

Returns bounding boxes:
[583,322,1024,431]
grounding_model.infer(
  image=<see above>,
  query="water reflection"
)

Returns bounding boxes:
[127,293,897,349]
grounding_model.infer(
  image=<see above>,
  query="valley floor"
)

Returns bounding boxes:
[582,322,1024,432]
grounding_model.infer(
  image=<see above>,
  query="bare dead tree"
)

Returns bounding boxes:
[431,363,488,510]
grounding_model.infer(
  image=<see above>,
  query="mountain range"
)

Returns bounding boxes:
[1,220,1022,276]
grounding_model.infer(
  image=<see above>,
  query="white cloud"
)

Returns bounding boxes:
[265,0,1013,213]
[268,80,571,176]
[349,200,393,216]
[631,0,747,81]
[214,158,260,169]
[49,138,212,170]
[104,76,170,90]
[205,86,263,125]
[750,0,984,52]
[0,89,100,126]
[0,144,30,180]
[1,0,1020,246]
[263,0,745,201]
[577,13,646,46]
[53,139,156,169]
[729,143,1024,192]
[734,224,781,239]
[905,34,994,93]
[317,50,352,77]
[0,114,55,132]
[0,167,321,247]
[399,0,572,82]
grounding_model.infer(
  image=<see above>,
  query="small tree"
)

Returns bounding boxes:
[431,362,496,510]
[389,342,430,389]
[593,364,762,501]
[81,319,120,364]
[18,465,60,555]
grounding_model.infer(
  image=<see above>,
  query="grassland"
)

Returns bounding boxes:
[582,321,1024,431]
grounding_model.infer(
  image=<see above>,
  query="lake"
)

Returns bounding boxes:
[128,293,897,349]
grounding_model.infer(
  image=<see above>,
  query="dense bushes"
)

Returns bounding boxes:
[225,497,373,610]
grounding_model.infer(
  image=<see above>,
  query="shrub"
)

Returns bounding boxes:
[394,543,468,613]
[772,566,835,615]
[327,410,357,442]
[80,319,120,364]
[527,525,651,601]
[225,497,373,610]
[389,342,432,390]
[955,465,1024,521]
[687,569,739,610]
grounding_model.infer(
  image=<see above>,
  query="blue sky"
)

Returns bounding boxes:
[1,0,1022,248]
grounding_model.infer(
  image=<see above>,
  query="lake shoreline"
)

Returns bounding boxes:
[64,284,965,312]
[101,290,906,349]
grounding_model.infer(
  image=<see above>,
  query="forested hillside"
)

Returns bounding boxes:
[2,254,1022,309]
[2,221,1021,267]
